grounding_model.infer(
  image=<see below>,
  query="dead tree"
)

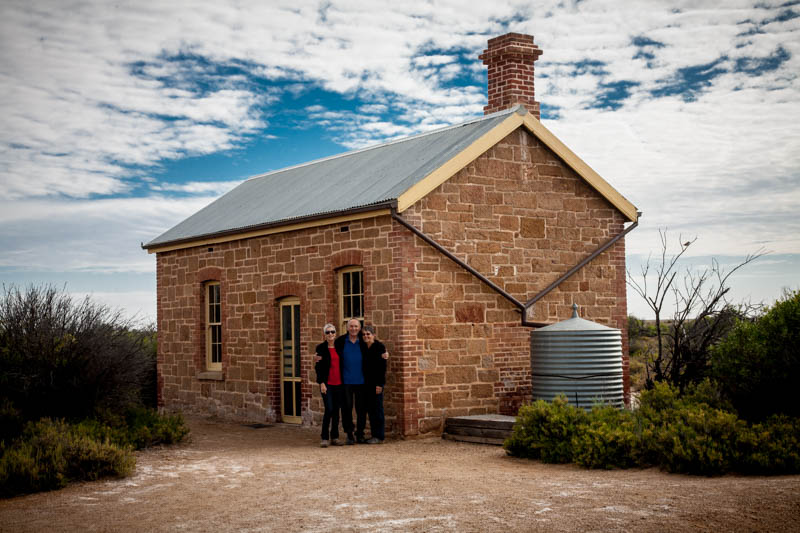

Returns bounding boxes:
[627,229,764,391]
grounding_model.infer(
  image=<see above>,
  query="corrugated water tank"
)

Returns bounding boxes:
[530,304,624,409]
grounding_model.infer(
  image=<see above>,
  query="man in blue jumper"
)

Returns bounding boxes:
[334,319,369,444]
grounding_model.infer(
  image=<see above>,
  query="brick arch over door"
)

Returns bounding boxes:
[273,281,306,303]
[194,266,226,374]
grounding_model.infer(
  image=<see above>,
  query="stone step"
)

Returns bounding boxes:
[442,414,516,446]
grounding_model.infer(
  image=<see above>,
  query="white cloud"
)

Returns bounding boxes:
[1,0,798,321]
[67,290,157,327]
[150,180,242,195]
[0,195,217,272]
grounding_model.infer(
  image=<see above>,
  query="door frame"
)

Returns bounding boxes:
[279,297,302,424]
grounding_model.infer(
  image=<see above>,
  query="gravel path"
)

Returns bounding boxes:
[1,416,798,532]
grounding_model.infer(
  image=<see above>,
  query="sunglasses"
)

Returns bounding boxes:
[325,330,336,335]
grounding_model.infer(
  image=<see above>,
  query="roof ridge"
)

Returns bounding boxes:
[245,105,525,183]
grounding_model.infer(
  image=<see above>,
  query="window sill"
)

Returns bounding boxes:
[197,371,224,381]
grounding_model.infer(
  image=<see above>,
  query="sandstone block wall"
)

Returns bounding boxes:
[156,215,408,433]
[396,127,629,434]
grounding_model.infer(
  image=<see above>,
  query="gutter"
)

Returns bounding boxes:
[142,201,396,251]
[392,209,640,329]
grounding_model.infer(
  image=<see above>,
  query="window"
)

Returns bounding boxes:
[205,282,222,371]
[339,267,364,330]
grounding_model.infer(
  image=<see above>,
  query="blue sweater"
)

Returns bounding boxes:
[340,336,365,385]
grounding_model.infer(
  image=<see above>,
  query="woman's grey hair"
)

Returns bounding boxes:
[322,323,336,334]
[362,324,376,335]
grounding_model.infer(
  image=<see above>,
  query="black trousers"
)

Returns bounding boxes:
[342,384,367,438]
[366,387,385,441]
[320,384,344,440]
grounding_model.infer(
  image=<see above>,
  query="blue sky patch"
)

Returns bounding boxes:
[652,57,728,101]
[632,35,666,62]
[735,46,791,75]
[593,80,640,110]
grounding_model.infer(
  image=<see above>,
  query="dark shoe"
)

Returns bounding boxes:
[320,439,329,448]
[366,437,382,444]
[330,439,343,446]
[346,434,355,445]
[356,436,368,444]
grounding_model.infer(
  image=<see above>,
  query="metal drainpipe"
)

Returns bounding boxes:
[522,213,641,319]
[391,209,641,329]
[392,210,549,327]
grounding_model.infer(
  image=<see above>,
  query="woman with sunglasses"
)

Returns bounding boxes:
[314,324,344,447]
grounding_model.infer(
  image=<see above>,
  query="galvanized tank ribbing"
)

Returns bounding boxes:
[530,304,624,409]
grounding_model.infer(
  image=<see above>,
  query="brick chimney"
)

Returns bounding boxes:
[479,33,543,118]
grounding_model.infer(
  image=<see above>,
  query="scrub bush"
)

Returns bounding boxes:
[572,406,639,469]
[643,403,743,475]
[735,415,800,474]
[0,419,134,498]
[505,396,587,463]
[712,290,800,421]
[0,285,156,423]
[0,285,187,497]
[76,408,189,450]
[505,383,800,475]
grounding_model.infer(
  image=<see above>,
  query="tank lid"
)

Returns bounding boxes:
[535,304,617,332]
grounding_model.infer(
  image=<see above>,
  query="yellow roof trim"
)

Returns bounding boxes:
[397,109,638,223]
[520,114,638,222]
[147,209,391,254]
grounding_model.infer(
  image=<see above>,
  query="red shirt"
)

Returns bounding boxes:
[327,347,342,386]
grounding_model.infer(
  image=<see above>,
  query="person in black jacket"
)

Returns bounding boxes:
[314,323,345,447]
[362,325,387,443]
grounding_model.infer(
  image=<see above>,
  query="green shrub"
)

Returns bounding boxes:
[506,383,799,476]
[735,415,800,474]
[0,419,134,498]
[635,383,745,475]
[121,407,189,449]
[712,290,800,421]
[646,404,743,476]
[683,379,734,413]
[76,408,189,450]
[572,406,639,469]
[504,396,587,463]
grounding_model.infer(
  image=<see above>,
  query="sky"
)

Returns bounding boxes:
[1,0,798,323]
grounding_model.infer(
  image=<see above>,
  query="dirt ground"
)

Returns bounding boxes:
[1,416,799,532]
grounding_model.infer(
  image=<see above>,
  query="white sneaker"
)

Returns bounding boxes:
[320,439,329,448]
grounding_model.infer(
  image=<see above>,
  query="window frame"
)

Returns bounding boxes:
[338,266,364,331]
[205,281,222,371]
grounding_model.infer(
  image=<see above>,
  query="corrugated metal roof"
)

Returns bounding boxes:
[145,107,519,248]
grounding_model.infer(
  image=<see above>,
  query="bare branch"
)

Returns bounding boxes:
[626,229,767,391]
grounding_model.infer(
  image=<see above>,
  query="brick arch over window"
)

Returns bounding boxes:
[197,266,223,284]
[330,250,363,271]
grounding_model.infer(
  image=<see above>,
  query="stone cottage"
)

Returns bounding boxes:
[144,33,639,436]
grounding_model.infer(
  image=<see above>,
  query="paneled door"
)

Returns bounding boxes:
[279,298,302,423]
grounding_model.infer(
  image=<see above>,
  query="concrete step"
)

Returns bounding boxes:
[442,414,516,446]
